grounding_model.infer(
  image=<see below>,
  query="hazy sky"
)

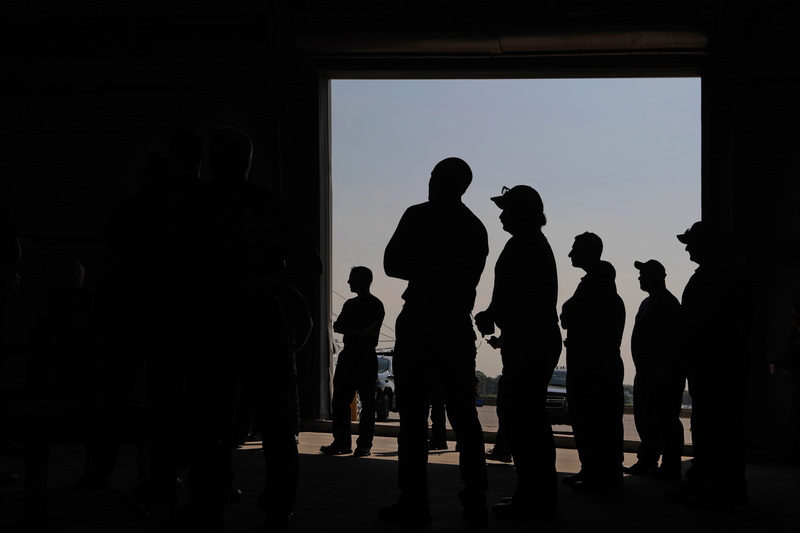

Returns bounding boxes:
[331,78,701,382]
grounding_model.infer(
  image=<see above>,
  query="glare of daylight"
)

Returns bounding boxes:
[331,78,701,383]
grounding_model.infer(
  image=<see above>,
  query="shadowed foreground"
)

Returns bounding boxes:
[0,431,796,532]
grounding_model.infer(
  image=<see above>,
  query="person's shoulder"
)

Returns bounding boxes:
[367,293,385,309]
[403,202,429,216]
[663,290,680,305]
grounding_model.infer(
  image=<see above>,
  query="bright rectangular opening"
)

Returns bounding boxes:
[330,78,700,412]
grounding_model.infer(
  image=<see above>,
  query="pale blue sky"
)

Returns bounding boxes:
[331,78,701,381]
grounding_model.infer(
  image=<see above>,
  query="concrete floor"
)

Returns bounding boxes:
[0,431,797,533]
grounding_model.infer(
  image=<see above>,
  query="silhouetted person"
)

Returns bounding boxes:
[475,185,562,518]
[624,260,684,480]
[88,153,171,491]
[321,266,384,456]
[0,193,21,486]
[47,261,113,488]
[428,380,448,450]
[133,129,207,504]
[94,130,206,501]
[47,260,96,400]
[180,127,321,531]
[484,374,512,463]
[281,285,314,444]
[560,232,625,491]
[667,221,751,506]
[770,302,800,467]
[380,157,489,526]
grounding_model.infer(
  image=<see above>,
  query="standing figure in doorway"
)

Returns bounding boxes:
[625,259,685,480]
[380,157,489,526]
[321,266,385,457]
[560,232,626,492]
[475,184,562,519]
[667,221,751,506]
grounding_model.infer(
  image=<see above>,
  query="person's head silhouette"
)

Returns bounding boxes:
[428,157,472,203]
[490,185,546,235]
[677,221,731,265]
[169,129,204,180]
[569,232,603,271]
[208,127,253,183]
[347,266,373,296]
[634,259,666,294]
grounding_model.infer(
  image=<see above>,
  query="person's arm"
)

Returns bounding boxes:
[334,299,383,336]
[384,208,418,281]
[0,196,22,290]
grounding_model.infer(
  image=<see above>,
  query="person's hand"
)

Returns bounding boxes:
[474,310,494,336]
[4,272,21,291]
[487,335,503,349]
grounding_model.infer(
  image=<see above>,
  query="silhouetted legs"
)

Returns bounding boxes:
[633,373,685,474]
[498,331,560,510]
[494,376,509,449]
[184,298,296,528]
[331,352,377,451]
[685,367,747,501]
[429,380,447,447]
[393,308,487,509]
[567,350,624,486]
[143,325,187,498]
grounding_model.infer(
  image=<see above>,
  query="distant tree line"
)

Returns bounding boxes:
[475,372,692,408]
[475,370,499,396]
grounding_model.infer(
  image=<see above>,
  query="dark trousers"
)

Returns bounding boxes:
[633,372,685,471]
[492,376,510,454]
[331,350,377,450]
[686,362,747,498]
[144,324,188,490]
[185,301,297,527]
[567,348,624,483]
[429,379,447,444]
[500,330,561,507]
[393,307,487,504]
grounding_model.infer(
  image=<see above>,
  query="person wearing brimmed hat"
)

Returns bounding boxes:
[559,232,626,492]
[667,221,752,506]
[381,158,489,526]
[474,185,562,519]
[624,259,684,480]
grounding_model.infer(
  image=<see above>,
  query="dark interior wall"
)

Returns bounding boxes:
[733,2,800,454]
[1,86,284,335]
[0,4,329,419]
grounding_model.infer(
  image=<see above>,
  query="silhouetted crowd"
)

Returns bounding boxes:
[0,147,790,531]
[1,127,321,532]
[365,158,755,526]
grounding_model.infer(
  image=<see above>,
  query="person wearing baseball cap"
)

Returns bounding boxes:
[475,184,561,519]
[668,221,752,506]
[624,260,684,480]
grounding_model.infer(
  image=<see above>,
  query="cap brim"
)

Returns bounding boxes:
[633,261,645,270]
[676,233,690,244]
[490,195,506,208]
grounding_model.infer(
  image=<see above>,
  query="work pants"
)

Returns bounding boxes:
[686,356,748,499]
[331,350,377,450]
[185,297,296,527]
[566,346,624,484]
[499,329,561,507]
[393,306,487,505]
[633,372,685,471]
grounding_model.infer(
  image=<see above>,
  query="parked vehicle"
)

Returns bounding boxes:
[375,352,397,421]
[546,367,571,425]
